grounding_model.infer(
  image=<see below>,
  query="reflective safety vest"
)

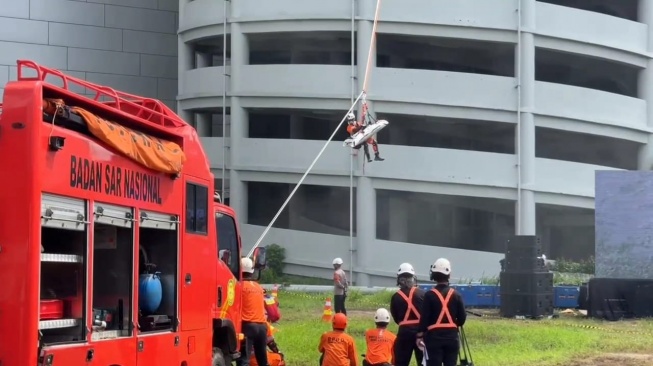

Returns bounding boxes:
[396,287,421,326]
[426,288,457,330]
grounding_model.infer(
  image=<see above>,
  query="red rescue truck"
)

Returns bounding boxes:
[0,60,266,366]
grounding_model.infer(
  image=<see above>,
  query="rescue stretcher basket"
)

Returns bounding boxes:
[343,119,389,148]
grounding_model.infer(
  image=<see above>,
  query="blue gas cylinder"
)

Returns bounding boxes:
[139,272,163,313]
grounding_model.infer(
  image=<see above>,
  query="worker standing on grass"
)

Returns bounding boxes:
[318,313,358,366]
[241,257,270,366]
[416,258,466,366]
[363,308,396,366]
[390,263,425,366]
[332,257,349,315]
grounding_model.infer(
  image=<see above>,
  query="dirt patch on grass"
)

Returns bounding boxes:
[570,353,653,366]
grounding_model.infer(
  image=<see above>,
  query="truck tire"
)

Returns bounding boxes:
[212,347,232,366]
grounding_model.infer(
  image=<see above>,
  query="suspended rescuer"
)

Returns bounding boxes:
[416,258,466,366]
[319,313,358,366]
[363,308,396,366]
[390,263,424,366]
[332,257,349,315]
[346,112,384,163]
[240,257,270,366]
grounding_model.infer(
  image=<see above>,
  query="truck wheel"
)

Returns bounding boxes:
[212,347,232,366]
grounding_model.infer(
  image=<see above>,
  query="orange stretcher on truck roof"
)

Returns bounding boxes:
[0,60,268,366]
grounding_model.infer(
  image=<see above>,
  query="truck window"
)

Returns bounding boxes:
[186,183,208,234]
[217,213,240,278]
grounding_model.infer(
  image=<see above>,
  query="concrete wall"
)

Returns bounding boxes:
[0,0,178,110]
[178,0,653,285]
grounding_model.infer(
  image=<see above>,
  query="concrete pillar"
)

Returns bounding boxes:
[638,0,653,169]
[355,176,375,286]
[289,115,303,139]
[356,15,375,115]
[229,21,249,221]
[177,38,194,123]
[195,113,212,137]
[515,0,536,235]
[229,170,248,228]
[388,196,408,242]
[196,52,212,68]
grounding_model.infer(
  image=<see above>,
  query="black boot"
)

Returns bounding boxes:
[364,145,373,162]
[375,153,384,161]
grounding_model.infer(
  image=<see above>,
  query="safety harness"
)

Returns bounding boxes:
[426,288,457,330]
[397,287,421,326]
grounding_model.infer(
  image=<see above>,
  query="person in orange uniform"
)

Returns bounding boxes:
[318,313,358,366]
[250,321,285,366]
[346,112,384,163]
[363,308,396,366]
[241,257,270,366]
[416,258,466,366]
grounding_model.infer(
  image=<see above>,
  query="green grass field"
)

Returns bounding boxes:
[270,290,653,366]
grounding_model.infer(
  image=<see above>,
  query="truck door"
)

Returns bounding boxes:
[216,211,242,331]
[180,181,211,331]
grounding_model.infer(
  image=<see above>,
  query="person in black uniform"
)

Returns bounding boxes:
[390,262,424,366]
[416,258,466,366]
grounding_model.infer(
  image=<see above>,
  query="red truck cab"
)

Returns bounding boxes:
[0,60,265,366]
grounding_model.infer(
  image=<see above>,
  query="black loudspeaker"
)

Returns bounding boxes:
[499,271,554,318]
[503,235,546,273]
[500,272,553,294]
[499,292,554,318]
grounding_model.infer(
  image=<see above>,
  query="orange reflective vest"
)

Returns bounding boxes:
[396,287,421,326]
[426,289,457,330]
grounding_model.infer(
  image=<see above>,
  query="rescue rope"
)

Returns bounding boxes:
[247,91,365,258]
[362,0,382,95]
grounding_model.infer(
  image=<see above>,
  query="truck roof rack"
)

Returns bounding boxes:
[14,59,186,131]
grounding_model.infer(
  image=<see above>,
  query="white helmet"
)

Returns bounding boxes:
[346,112,356,124]
[430,258,451,275]
[241,257,254,273]
[374,308,391,323]
[332,257,344,265]
[397,262,415,276]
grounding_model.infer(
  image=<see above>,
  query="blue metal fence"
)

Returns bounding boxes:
[418,284,580,308]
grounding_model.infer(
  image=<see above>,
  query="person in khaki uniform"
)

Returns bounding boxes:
[332,257,348,315]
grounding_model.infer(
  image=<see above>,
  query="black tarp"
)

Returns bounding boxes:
[588,278,653,320]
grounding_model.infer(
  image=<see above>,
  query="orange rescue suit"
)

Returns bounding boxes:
[250,323,285,366]
[250,351,285,366]
[346,124,360,135]
[364,328,396,365]
[241,281,267,323]
[319,330,358,366]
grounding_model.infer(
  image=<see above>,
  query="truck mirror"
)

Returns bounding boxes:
[219,249,231,266]
[252,247,267,269]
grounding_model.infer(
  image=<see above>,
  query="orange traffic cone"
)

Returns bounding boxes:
[272,284,279,298]
[322,297,333,322]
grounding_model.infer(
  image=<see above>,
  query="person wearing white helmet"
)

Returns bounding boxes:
[332,257,349,315]
[416,258,466,366]
[345,112,384,163]
[240,257,270,366]
[362,308,396,366]
[390,263,425,366]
